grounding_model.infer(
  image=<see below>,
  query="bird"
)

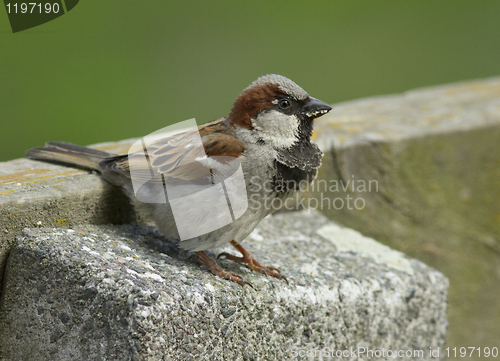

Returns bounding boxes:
[26,74,332,286]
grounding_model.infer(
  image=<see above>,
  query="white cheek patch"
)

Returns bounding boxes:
[251,109,299,148]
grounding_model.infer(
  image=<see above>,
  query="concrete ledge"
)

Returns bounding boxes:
[1,79,480,359]
[311,76,500,350]
[0,210,448,360]
[0,141,137,296]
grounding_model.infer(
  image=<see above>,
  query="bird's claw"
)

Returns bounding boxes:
[218,241,288,284]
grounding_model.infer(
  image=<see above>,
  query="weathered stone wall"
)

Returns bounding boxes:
[5,78,494,359]
[0,212,447,360]
[310,76,500,356]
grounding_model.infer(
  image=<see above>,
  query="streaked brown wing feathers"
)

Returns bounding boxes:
[102,117,245,184]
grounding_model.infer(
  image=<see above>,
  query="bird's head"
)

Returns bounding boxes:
[228,74,332,148]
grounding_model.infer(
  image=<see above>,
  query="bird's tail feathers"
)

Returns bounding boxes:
[26,142,113,171]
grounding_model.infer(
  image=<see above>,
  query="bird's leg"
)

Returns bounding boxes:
[195,251,252,287]
[218,240,288,283]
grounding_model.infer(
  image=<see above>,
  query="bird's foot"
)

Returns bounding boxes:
[218,240,288,283]
[195,251,252,287]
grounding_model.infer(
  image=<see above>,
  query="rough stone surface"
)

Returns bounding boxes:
[0,210,448,361]
[6,78,491,359]
[0,140,137,297]
[310,76,500,353]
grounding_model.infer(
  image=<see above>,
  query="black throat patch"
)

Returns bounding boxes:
[272,120,323,193]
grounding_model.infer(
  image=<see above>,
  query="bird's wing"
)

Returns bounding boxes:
[101,117,245,185]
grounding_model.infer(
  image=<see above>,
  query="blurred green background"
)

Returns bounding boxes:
[1,0,500,162]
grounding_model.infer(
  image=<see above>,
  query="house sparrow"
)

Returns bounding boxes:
[26,74,332,286]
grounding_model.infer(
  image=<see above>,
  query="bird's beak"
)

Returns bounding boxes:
[301,97,333,120]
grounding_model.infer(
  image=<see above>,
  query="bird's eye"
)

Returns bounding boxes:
[278,98,292,109]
